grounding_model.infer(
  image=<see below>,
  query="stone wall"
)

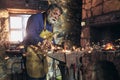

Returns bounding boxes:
[48,0,82,46]
[0,9,9,80]
[0,9,9,57]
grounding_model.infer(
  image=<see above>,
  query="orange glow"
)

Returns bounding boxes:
[62,49,71,54]
[104,43,115,50]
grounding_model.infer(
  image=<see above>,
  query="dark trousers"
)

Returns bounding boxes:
[27,75,46,80]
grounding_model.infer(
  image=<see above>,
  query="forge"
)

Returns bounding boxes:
[81,5,120,79]
[90,23,120,45]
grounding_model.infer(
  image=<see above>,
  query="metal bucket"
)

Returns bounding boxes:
[6,57,22,74]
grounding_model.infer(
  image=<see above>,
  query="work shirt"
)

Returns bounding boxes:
[23,12,53,46]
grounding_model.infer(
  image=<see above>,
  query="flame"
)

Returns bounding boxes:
[104,43,115,50]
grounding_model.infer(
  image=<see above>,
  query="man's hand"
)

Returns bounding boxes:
[37,39,54,51]
[42,39,53,50]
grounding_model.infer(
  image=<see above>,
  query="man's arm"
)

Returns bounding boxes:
[26,14,44,45]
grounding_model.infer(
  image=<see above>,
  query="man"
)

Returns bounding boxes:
[23,4,63,80]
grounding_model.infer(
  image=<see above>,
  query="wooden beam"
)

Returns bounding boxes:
[7,8,43,14]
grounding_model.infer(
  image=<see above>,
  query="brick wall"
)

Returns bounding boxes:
[81,51,120,80]
[81,0,120,47]
[82,0,120,19]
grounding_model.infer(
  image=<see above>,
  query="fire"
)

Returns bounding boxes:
[104,43,115,50]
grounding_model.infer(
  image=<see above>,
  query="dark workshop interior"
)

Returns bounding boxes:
[0,0,120,80]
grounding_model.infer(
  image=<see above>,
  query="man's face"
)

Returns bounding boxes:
[47,8,61,25]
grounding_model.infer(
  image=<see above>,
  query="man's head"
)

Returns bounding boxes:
[46,4,63,25]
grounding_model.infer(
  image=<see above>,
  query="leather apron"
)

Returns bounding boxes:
[26,14,53,78]
[26,46,48,78]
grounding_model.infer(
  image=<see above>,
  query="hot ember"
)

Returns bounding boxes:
[104,43,115,50]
